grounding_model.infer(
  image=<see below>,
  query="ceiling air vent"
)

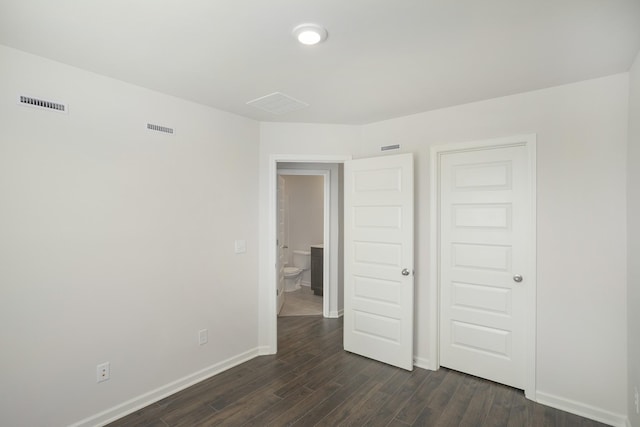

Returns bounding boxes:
[147,123,174,134]
[246,92,309,115]
[18,95,67,113]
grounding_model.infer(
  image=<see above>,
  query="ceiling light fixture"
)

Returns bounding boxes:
[292,23,328,45]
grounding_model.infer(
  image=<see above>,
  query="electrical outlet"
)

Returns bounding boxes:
[97,362,110,383]
[634,386,639,414]
[198,329,208,346]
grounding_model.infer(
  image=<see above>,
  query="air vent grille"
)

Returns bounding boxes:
[147,123,174,134]
[18,95,67,113]
[246,92,309,115]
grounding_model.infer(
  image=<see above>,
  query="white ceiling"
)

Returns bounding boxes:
[1,0,639,125]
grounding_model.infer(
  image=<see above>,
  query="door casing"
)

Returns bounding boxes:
[277,175,286,313]
[429,135,537,400]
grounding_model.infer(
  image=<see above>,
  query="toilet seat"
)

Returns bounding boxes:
[284,267,302,277]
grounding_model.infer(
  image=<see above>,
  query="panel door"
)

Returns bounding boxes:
[344,153,414,370]
[439,144,531,389]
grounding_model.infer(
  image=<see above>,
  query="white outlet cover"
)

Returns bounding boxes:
[97,362,110,383]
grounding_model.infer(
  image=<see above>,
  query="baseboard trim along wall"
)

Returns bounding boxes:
[409,362,626,426]
[69,348,261,427]
[68,348,629,427]
[536,391,628,427]
[257,345,273,356]
[413,356,431,371]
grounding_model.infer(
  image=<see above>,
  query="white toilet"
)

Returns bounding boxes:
[284,250,310,292]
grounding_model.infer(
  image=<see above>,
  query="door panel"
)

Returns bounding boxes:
[439,145,530,389]
[344,153,414,371]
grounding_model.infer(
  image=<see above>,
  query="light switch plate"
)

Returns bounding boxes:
[198,329,208,346]
[234,240,246,254]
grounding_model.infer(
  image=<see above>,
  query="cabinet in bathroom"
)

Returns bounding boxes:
[311,246,323,296]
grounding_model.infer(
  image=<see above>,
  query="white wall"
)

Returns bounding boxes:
[258,75,629,424]
[281,175,324,284]
[0,45,260,427]
[627,49,640,427]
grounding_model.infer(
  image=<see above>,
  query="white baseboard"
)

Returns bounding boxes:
[301,280,310,287]
[413,356,434,371]
[328,308,344,318]
[536,391,628,427]
[69,347,260,427]
[257,345,274,356]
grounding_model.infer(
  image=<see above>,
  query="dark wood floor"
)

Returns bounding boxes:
[108,316,608,426]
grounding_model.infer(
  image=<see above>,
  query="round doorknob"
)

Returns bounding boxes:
[402,268,410,276]
[513,274,523,283]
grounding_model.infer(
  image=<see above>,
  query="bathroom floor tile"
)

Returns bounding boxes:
[279,287,322,316]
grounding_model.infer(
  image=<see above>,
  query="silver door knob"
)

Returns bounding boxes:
[401,268,410,276]
[513,274,523,283]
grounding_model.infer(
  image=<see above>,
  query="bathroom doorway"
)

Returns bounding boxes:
[277,170,325,316]
[275,163,342,319]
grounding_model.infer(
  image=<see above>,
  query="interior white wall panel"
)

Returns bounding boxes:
[0,45,260,427]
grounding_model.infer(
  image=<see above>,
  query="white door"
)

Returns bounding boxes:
[344,153,414,370]
[277,175,286,313]
[439,142,532,389]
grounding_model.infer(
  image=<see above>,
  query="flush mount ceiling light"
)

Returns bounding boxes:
[292,23,328,45]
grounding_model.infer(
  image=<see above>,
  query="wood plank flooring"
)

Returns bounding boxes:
[108,316,608,426]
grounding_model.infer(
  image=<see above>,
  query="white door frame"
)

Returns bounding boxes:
[265,154,351,353]
[429,135,537,400]
[277,168,330,316]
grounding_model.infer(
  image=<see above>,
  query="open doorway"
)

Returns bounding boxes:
[262,155,350,354]
[270,154,416,371]
[275,162,342,319]
[277,171,325,316]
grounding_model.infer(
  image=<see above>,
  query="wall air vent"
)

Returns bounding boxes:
[147,123,174,134]
[381,144,400,151]
[18,95,67,113]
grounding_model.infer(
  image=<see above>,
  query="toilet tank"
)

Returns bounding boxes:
[292,250,311,270]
